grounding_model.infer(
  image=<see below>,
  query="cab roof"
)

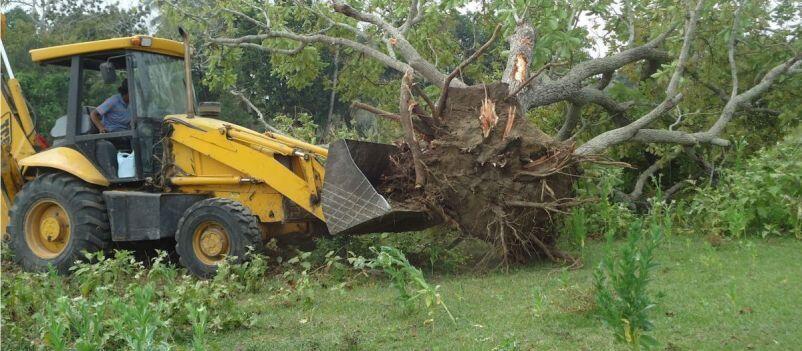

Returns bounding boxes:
[29,36,184,65]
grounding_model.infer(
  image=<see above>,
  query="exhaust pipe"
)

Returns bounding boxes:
[178,27,195,118]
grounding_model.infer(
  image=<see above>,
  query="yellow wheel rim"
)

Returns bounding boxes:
[24,199,71,259]
[192,221,230,265]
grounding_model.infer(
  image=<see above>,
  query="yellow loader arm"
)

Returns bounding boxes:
[1,28,40,231]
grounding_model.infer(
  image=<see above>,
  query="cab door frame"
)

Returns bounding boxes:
[64,52,144,182]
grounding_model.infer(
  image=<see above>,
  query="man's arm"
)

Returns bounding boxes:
[90,110,107,133]
[93,96,117,133]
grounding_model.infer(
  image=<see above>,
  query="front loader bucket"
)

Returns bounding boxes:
[322,140,434,236]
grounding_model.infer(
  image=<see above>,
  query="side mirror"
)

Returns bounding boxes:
[99,61,117,84]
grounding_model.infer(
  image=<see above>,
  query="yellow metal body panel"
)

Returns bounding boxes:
[30,36,184,63]
[2,77,38,234]
[2,79,37,162]
[18,147,109,186]
[166,115,327,223]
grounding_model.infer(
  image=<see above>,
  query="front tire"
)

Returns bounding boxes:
[175,198,265,278]
[7,173,111,273]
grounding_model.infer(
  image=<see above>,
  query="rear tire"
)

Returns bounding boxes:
[175,198,264,278]
[7,173,110,274]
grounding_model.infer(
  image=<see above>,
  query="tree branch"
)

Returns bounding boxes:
[331,0,453,86]
[293,0,375,44]
[399,0,426,34]
[630,129,730,146]
[506,61,568,100]
[518,29,674,111]
[575,0,702,155]
[351,102,399,121]
[434,24,502,119]
[399,69,426,187]
[221,7,268,29]
[351,101,435,136]
[556,102,583,141]
[208,31,412,73]
[230,88,280,133]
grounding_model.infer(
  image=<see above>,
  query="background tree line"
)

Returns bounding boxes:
[3,0,801,201]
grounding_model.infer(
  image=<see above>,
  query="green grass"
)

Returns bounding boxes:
[183,235,802,350]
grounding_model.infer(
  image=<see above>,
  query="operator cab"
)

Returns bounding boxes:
[30,36,189,183]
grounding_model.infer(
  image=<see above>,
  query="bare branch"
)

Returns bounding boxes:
[293,0,374,43]
[706,54,801,136]
[568,86,633,126]
[506,61,568,99]
[210,35,309,55]
[624,0,635,47]
[575,0,703,155]
[519,30,675,110]
[399,69,426,187]
[689,71,780,115]
[604,54,801,152]
[411,84,436,114]
[221,7,268,28]
[629,154,672,200]
[351,102,400,121]
[208,31,412,73]
[230,88,280,133]
[728,2,744,101]
[331,0,450,86]
[399,0,426,34]
[630,129,730,146]
[434,24,502,119]
[556,102,583,141]
[576,0,800,156]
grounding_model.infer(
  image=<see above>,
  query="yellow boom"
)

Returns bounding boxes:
[1,32,38,230]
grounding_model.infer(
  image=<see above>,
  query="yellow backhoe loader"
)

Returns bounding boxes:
[1,26,432,276]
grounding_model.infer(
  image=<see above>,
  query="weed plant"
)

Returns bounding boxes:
[352,246,456,324]
[593,201,671,350]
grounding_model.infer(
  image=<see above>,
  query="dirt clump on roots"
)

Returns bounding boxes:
[378,83,583,264]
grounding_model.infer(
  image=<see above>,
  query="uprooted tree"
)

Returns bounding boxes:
[160,0,801,263]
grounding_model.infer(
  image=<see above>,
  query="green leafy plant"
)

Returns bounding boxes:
[594,204,669,350]
[357,246,455,324]
[686,134,802,239]
[115,284,170,351]
[187,303,209,351]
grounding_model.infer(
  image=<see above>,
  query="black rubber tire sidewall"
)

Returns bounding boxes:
[7,173,110,274]
[175,199,263,278]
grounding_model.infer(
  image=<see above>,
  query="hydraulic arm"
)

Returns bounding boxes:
[1,32,40,229]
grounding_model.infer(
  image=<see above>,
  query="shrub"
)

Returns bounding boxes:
[686,133,801,238]
[1,249,265,350]
[594,202,670,350]
[571,166,637,240]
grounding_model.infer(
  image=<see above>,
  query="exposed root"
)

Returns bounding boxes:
[374,82,582,265]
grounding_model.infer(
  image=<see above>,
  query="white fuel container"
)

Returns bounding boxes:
[117,151,135,178]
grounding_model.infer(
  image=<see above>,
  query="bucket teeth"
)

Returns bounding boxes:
[321,140,435,236]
